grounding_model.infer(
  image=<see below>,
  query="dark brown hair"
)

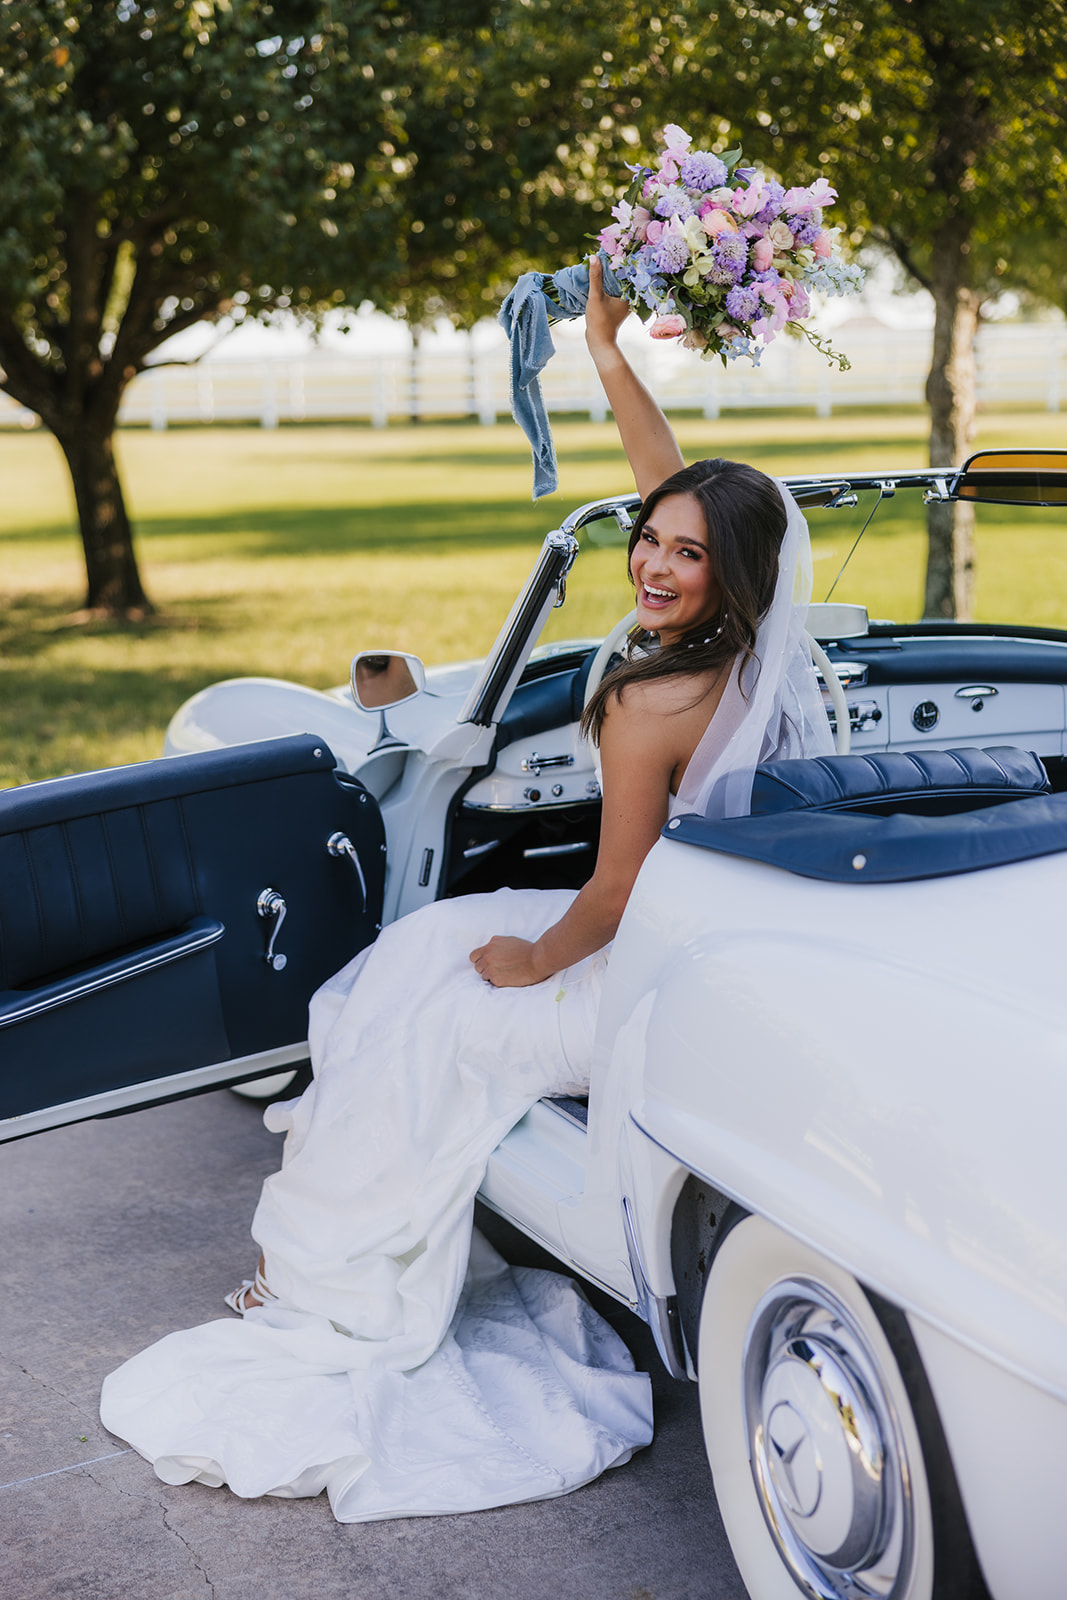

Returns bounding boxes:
[580,458,786,744]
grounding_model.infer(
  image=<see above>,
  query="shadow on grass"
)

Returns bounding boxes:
[130,499,572,558]
[0,593,241,658]
[0,660,230,786]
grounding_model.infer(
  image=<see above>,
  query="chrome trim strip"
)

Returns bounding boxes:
[0,1042,310,1143]
[458,531,580,728]
[522,841,593,859]
[462,798,599,814]
[0,919,225,1030]
[621,1195,690,1380]
[473,1193,635,1309]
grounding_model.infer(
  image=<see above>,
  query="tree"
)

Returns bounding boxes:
[0,0,412,616]
[366,0,634,328]
[584,1,1067,618]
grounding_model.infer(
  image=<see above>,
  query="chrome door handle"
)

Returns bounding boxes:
[519,753,575,776]
[955,685,997,710]
[327,831,368,913]
[256,888,288,971]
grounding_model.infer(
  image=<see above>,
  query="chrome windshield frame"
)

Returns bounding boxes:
[455,459,1064,733]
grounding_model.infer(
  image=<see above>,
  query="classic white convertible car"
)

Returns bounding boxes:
[3,449,1066,1600]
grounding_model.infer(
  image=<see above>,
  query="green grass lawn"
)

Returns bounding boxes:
[2,407,1066,787]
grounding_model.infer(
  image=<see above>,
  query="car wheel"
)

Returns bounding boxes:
[698,1215,986,1600]
[230,1065,310,1101]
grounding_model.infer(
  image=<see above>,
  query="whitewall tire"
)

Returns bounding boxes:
[698,1216,939,1600]
[230,1069,300,1100]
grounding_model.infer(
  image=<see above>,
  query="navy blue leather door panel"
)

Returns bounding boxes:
[0,736,385,1130]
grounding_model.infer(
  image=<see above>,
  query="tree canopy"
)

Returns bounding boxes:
[0,0,452,611]
[2,0,1065,619]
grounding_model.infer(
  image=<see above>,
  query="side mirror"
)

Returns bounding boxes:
[350,651,426,712]
[350,650,426,752]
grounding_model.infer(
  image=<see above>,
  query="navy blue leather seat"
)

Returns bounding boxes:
[749,746,1048,818]
[667,746,1066,884]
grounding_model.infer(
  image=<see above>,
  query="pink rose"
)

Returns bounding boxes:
[753,236,774,271]
[650,314,687,339]
[700,207,738,236]
[813,230,832,259]
[644,219,664,247]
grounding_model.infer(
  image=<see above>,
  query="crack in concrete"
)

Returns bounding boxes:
[159,1496,218,1597]
[84,1468,217,1595]
[12,1359,84,1414]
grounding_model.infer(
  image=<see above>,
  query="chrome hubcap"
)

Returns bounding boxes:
[742,1279,914,1599]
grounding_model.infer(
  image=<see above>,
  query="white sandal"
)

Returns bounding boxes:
[224,1264,277,1315]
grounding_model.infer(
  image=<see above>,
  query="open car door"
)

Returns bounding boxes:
[0,735,384,1141]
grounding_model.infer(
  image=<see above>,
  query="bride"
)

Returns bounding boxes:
[99,262,832,1522]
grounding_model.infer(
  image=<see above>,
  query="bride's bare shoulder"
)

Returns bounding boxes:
[607,668,723,724]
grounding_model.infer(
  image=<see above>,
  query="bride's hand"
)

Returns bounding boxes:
[470,936,546,988]
[585,255,630,359]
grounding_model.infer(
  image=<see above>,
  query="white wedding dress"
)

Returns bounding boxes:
[100,483,831,1522]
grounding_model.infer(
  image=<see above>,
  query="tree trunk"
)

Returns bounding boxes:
[52,421,153,617]
[923,220,980,620]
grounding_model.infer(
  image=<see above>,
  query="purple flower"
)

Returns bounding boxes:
[679,150,728,190]
[649,227,690,274]
[789,215,822,246]
[654,185,695,220]
[708,231,747,285]
[754,181,785,224]
[725,284,760,323]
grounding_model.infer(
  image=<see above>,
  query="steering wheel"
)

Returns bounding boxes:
[582,609,638,713]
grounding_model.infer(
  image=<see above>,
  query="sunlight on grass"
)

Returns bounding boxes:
[2,409,1066,787]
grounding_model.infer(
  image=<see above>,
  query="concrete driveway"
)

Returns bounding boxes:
[1,1087,748,1600]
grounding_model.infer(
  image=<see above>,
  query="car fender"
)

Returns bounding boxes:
[165,677,378,773]
[610,834,1067,1402]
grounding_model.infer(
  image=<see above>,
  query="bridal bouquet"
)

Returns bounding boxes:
[594,125,864,367]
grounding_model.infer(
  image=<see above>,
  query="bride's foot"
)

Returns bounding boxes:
[224,1256,276,1314]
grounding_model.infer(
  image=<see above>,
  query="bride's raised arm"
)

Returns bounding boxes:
[584,255,685,498]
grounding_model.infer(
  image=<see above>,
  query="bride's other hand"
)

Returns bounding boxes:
[585,255,631,358]
[470,935,546,989]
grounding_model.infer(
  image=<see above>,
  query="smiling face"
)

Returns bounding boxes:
[629,493,724,647]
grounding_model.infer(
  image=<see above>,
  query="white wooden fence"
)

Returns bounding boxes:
[1,317,1063,430]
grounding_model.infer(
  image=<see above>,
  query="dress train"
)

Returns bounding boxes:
[100,888,655,1521]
